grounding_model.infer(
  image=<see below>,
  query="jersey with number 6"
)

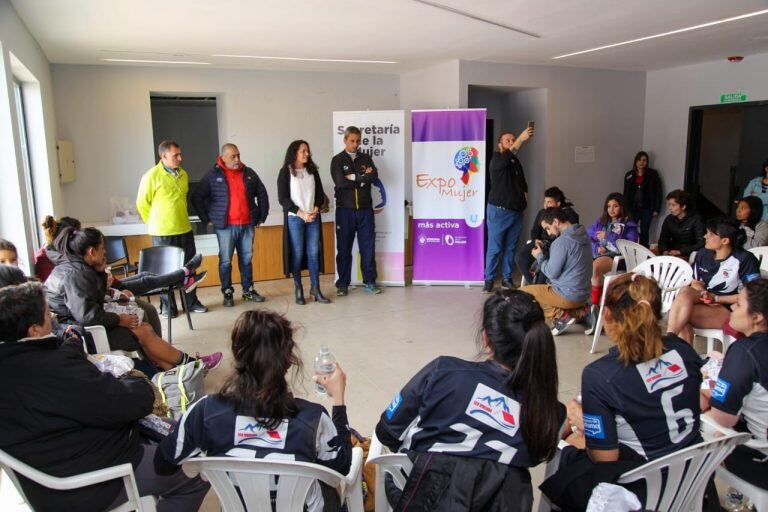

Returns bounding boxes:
[581,335,703,460]
[375,356,563,467]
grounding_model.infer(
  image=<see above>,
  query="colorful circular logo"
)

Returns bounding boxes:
[454,146,480,185]
[372,177,387,214]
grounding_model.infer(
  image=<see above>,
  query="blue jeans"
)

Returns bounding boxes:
[287,215,321,287]
[215,224,254,293]
[484,204,523,282]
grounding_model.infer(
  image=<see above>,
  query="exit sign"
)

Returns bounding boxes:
[721,92,747,104]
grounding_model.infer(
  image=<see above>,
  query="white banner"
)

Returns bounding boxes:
[332,111,406,285]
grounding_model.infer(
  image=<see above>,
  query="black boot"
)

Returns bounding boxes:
[295,283,305,305]
[310,285,331,304]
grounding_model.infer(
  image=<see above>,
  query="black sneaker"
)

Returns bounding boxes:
[482,281,494,293]
[243,289,265,303]
[551,315,576,336]
[183,271,207,293]
[160,307,178,319]
[336,287,349,297]
[189,302,208,313]
[184,253,203,271]
[583,305,599,335]
[501,278,516,290]
[222,290,235,308]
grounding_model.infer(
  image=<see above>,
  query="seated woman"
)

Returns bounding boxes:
[553,274,703,509]
[667,218,761,344]
[657,189,705,258]
[515,186,579,286]
[45,226,221,370]
[585,193,638,334]
[156,309,351,512]
[736,196,768,250]
[37,215,81,281]
[0,238,19,266]
[701,279,768,491]
[375,290,563,510]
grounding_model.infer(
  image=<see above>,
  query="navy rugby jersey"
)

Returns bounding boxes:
[376,356,563,467]
[159,395,351,511]
[710,332,768,441]
[693,249,760,296]
[581,336,703,460]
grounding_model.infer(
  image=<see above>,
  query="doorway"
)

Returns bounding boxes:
[684,100,768,218]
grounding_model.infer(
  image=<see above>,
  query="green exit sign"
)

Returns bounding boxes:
[720,92,747,104]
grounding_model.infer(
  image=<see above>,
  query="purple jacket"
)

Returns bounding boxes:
[587,217,639,257]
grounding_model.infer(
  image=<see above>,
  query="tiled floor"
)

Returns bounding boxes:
[166,276,609,510]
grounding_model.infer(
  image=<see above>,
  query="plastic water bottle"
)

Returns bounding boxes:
[724,487,745,511]
[314,346,337,396]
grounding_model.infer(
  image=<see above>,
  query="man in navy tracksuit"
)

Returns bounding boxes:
[192,143,269,307]
[331,126,381,296]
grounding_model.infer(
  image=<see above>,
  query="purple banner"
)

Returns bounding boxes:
[412,109,486,142]
[413,219,485,281]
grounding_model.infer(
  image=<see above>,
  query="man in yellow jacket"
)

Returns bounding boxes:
[136,140,208,316]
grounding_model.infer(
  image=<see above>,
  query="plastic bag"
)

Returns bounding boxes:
[88,354,135,378]
[111,197,141,224]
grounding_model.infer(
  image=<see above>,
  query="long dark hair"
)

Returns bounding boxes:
[739,196,763,230]
[599,192,630,226]
[632,151,649,171]
[282,140,319,177]
[761,158,768,179]
[481,290,560,462]
[218,310,302,428]
[53,226,103,261]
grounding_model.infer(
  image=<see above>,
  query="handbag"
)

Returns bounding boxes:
[151,360,205,420]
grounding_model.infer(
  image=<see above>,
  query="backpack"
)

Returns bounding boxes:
[151,360,205,420]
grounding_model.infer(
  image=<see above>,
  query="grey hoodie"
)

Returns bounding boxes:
[536,224,592,302]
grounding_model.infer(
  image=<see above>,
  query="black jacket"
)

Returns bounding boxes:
[330,150,378,209]
[489,150,527,211]
[623,167,662,214]
[277,166,328,276]
[657,213,706,256]
[45,231,119,328]
[391,451,534,511]
[0,335,154,511]
[191,164,269,229]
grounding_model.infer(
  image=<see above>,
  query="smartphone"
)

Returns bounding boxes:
[528,121,535,130]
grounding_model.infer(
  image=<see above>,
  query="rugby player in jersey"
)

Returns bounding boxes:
[555,274,705,509]
[155,310,351,512]
[376,290,564,510]
[701,279,768,491]
[667,218,760,344]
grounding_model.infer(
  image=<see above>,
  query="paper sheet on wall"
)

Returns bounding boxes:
[575,145,595,163]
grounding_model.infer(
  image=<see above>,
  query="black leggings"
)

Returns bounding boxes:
[118,270,185,296]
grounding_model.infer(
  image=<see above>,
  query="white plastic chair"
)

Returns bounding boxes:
[182,447,364,512]
[700,414,768,511]
[0,448,156,512]
[748,246,768,278]
[616,239,655,271]
[589,256,694,354]
[693,328,735,355]
[84,325,144,359]
[539,433,750,512]
[365,433,414,512]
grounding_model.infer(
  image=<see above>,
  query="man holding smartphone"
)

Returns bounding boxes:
[483,124,534,293]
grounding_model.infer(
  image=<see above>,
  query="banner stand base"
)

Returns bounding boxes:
[413,280,485,287]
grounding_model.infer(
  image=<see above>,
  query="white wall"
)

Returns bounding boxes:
[459,60,647,228]
[52,64,400,222]
[399,60,461,111]
[644,52,768,193]
[0,0,61,271]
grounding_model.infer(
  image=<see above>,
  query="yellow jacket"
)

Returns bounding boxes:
[136,162,192,236]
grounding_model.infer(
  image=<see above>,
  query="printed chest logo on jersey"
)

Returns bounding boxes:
[465,383,520,438]
[234,417,288,449]
[635,350,688,393]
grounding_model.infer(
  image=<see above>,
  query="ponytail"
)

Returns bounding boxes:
[42,215,81,246]
[509,319,560,462]
[53,226,103,260]
[482,290,560,462]
[604,273,664,365]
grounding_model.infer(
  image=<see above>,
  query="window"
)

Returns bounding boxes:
[12,79,39,248]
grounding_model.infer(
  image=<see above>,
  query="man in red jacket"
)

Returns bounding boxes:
[192,143,269,307]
